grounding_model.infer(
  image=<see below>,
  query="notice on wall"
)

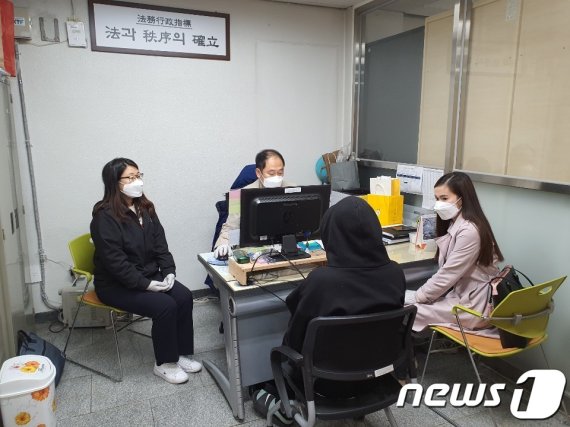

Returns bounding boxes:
[396,164,423,194]
[88,0,230,60]
[421,168,444,209]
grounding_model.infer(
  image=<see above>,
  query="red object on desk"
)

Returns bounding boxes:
[0,0,15,76]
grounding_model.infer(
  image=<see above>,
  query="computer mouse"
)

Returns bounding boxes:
[217,253,228,261]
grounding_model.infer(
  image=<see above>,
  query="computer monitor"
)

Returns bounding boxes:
[239,184,331,259]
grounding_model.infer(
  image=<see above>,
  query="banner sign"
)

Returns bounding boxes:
[88,0,230,60]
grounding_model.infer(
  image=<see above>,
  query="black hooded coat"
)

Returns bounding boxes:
[283,196,406,354]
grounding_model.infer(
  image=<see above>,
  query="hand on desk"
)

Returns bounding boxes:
[214,244,233,260]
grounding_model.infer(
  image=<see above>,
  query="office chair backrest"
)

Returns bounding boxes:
[303,306,417,382]
[490,276,566,339]
[68,233,95,275]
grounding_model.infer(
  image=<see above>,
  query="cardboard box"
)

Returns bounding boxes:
[362,194,404,227]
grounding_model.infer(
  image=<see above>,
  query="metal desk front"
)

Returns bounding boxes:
[197,244,437,420]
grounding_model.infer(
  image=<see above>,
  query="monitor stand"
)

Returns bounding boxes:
[268,234,311,262]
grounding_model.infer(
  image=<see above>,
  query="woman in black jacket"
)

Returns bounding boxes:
[90,158,201,384]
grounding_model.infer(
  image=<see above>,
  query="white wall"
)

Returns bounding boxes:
[475,182,570,383]
[14,0,348,312]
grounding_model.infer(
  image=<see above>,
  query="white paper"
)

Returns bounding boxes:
[396,164,423,194]
[421,168,444,209]
[370,176,392,195]
[329,190,351,207]
[405,290,417,305]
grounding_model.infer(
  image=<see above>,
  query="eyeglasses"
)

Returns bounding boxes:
[119,173,144,183]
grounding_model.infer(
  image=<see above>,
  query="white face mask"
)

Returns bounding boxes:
[121,179,144,198]
[433,198,461,220]
[262,175,283,188]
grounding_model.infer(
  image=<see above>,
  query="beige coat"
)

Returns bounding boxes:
[214,179,294,248]
[413,214,499,337]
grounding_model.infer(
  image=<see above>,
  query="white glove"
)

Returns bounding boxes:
[164,274,175,291]
[404,290,417,305]
[147,280,169,292]
[213,244,233,260]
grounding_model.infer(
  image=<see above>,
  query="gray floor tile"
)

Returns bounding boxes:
[65,329,145,378]
[57,399,154,427]
[90,360,204,412]
[36,322,93,350]
[198,347,228,388]
[39,300,568,427]
[151,384,246,426]
[55,375,92,420]
[61,358,92,381]
[193,300,225,355]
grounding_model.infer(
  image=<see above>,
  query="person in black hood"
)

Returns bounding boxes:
[253,196,406,423]
[283,195,406,352]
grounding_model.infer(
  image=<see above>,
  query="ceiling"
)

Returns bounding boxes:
[264,0,453,15]
[264,0,367,10]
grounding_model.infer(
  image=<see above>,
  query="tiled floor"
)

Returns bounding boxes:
[34,299,569,427]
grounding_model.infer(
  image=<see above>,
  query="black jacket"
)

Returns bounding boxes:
[90,206,175,291]
[283,196,406,353]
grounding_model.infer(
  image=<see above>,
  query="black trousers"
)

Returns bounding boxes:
[96,279,194,365]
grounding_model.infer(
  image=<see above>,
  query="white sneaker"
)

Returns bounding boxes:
[153,363,189,384]
[177,355,202,373]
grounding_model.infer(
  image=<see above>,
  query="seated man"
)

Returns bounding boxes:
[253,196,406,423]
[213,148,293,259]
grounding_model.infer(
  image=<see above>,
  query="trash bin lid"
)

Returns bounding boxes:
[0,355,56,398]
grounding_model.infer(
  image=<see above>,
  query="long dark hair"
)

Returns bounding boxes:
[435,172,503,266]
[92,158,155,221]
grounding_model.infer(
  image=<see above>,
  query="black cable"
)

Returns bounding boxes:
[246,246,307,303]
[266,247,306,280]
[248,276,287,304]
[48,310,66,333]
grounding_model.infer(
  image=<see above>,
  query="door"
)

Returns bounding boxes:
[0,75,34,360]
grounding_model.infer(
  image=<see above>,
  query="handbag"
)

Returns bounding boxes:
[488,266,534,349]
[18,330,65,386]
[330,160,360,191]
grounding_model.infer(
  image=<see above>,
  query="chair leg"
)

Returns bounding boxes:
[384,407,399,427]
[117,315,152,338]
[455,317,498,427]
[65,309,124,383]
[63,280,91,355]
[420,330,437,384]
[110,310,124,382]
[539,344,569,417]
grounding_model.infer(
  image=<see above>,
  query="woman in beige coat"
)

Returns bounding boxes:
[412,172,504,337]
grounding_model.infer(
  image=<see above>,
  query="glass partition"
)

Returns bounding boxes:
[353,0,455,168]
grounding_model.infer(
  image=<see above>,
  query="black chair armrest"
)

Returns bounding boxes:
[270,346,305,418]
[271,345,303,367]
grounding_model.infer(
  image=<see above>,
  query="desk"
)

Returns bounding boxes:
[197,244,437,420]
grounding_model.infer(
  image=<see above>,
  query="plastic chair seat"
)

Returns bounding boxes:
[431,326,546,358]
[81,291,126,314]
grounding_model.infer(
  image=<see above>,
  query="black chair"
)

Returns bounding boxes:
[268,305,417,427]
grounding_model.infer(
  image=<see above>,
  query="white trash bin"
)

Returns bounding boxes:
[0,355,56,427]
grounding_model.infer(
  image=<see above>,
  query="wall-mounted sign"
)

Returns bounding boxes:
[88,0,230,60]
